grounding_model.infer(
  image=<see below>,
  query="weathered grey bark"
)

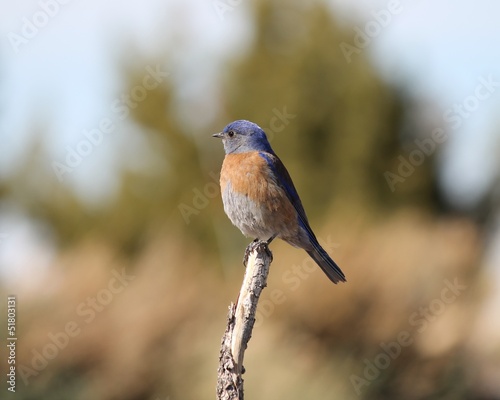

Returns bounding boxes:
[216,241,272,400]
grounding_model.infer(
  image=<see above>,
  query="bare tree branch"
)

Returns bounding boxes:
[216,241,273,400]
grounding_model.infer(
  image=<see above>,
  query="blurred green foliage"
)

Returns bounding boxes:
[0,0,440,252]
[224,0,438,217]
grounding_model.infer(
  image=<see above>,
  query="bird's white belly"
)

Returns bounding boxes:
[222,183,276,240]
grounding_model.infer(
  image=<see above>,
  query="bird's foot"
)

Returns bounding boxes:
[243,238,273,267]
[243,239,259,267]
[266,234,277,245]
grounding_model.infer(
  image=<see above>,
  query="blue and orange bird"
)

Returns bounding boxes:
[213,120,346,284]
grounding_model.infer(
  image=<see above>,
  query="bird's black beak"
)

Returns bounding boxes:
[212,132,223,138]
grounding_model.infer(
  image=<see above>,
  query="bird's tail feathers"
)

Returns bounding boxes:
[306,240,346,284]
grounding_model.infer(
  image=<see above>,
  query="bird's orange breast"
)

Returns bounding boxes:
[220,152,296,220]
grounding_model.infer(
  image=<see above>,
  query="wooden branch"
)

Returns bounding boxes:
[216,241,273,400]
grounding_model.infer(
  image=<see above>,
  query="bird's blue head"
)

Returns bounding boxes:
[212,120,274,155]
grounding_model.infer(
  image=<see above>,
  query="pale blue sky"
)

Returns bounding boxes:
[1,0,499,209]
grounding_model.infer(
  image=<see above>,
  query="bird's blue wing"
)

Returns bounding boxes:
[259,151,346,283]
[258,152,315,238]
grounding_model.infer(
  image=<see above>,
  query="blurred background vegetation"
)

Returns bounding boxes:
[0,0,499,399]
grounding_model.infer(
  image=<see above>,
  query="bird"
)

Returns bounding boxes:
[212,120,346,284]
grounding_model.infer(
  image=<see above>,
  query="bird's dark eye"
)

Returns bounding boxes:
[227,131,235,138]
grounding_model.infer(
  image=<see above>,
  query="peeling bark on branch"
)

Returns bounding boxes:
[216,241,273,400]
